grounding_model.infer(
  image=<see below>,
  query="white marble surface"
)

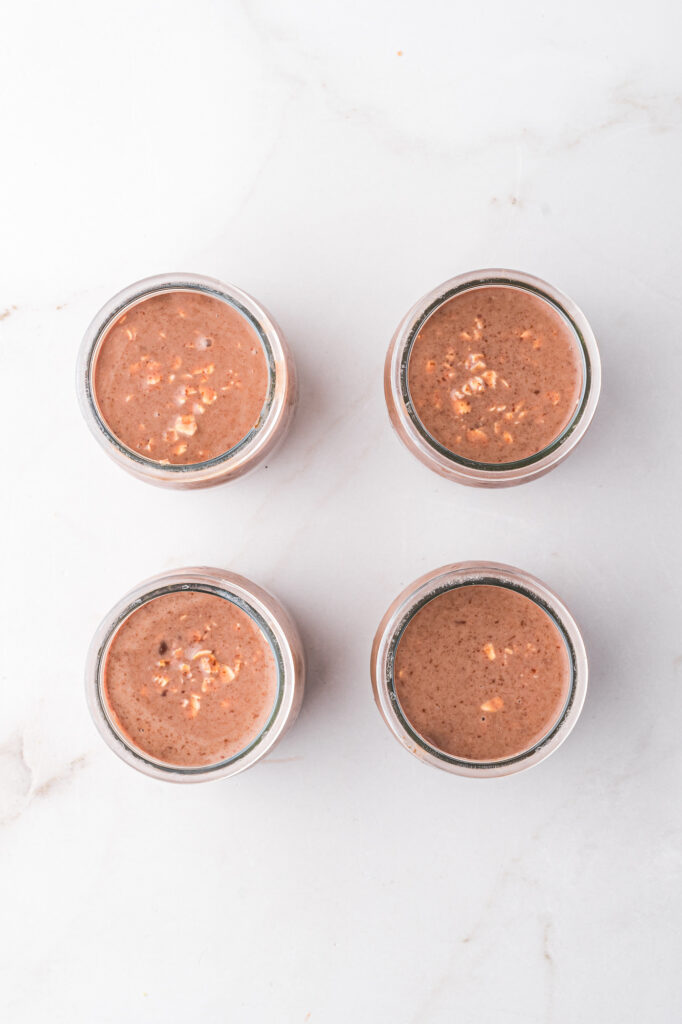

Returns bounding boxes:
[1,2,681,1021]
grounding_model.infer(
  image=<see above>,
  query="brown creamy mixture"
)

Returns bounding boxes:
[103,591,278,767]
[407,285,583,463]
[94,290,270,465]
[394,584,571,761]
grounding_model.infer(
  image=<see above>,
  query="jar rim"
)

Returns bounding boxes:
[387,269,601,485]
[77,273,294,486]
[371,562,588,778]
[86,568,304,781]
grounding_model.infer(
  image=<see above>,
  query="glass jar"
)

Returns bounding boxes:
[86,567,305,782]
[370,561,588,778]
[384,269,601,486]
[77,273,296,488]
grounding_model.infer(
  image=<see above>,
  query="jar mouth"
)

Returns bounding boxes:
[399,275,594,473]
[374,563,588,777]
[84,279,278,475]
[95,582,286,777]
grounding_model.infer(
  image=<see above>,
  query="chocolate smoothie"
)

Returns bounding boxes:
[407,286,582,464]
[102,590,278,767]
[93,290,270,465]
[393,584,571,761]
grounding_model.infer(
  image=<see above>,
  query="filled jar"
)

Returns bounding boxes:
[371,562,587,777]
[78,273,296,487]
[385,270,600,485]
[86,568,305,781]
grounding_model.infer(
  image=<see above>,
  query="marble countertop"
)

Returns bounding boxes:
[1,1,681,1021]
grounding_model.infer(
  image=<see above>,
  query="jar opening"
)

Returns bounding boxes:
[96,582,285,776]
[86,282,277,473]
[385,576,578,770]
[400,277,592,472]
